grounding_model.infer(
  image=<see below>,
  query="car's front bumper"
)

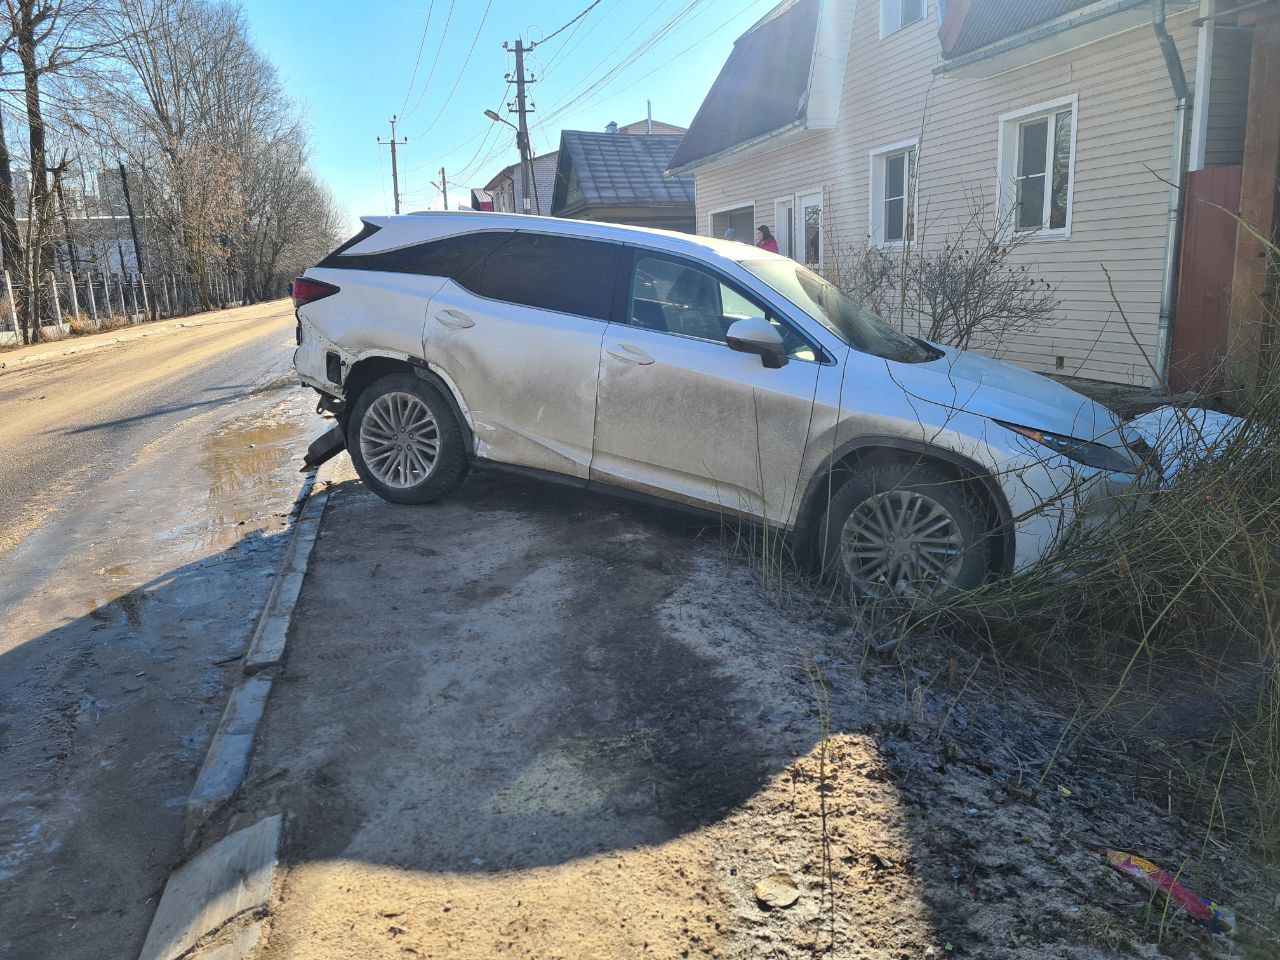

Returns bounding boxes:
[1000,453,1142,571]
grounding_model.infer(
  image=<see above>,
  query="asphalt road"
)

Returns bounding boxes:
[0,308,302,559]
[0,303,322,960]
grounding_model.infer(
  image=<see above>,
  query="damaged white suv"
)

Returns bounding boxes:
[293,212,1146,597]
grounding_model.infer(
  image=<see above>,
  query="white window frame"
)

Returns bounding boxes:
[796,186,824,270]
[706,202,755,242]
[880,0,925,38]
[868,139,919,248]
[996,94,1078,240]
[773,195,796,258]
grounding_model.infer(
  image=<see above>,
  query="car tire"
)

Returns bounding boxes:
[347,373,468,505]
[818,461,991,599]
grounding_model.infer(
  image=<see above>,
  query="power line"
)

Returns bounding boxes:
[399,1,437,116]
[536,0,709,128]
[405,0,497,140]
[402,0,459,122]
[545,0,774,126]
[538,0,625,79]
[532,0,606,48]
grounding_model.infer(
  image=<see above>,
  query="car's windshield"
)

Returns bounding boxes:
[741,259,938,363]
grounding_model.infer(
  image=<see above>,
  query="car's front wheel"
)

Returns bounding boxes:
[819,462,991,599]
[347,373,468,504]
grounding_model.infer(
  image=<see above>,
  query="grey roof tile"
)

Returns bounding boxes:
[666,0,819,171]
[551,132,694,213]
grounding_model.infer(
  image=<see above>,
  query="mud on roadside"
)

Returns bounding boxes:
[202,464,1279,960]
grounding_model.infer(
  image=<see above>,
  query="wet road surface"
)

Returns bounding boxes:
[0,303,322,959]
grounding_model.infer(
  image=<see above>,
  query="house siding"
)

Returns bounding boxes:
[691,1,1204,385]
[489,153,559,216]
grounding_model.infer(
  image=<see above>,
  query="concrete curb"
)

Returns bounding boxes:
[242,478,330,674]
[186,675,276,835]
[138,458,337,960]
[138,814,283,960]
[183,461,333,841]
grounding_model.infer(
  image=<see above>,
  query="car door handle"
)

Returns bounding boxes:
[606,343,654,365]
[434,309,475,329]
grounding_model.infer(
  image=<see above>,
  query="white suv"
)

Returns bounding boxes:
[293,212,1141,596]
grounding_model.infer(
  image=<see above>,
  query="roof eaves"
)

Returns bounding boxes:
[665,118,807,177]
[935,0,1154,72]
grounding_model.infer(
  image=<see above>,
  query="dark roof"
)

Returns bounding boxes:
[550,132,694,214]
[666,0,820,172]
[940,0,1096,58]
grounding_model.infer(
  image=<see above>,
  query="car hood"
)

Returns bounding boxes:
[909,345,1126,445]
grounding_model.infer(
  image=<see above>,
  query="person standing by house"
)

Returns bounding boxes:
[756,225,779,253]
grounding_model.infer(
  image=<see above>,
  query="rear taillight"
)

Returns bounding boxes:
[291,277,340,308]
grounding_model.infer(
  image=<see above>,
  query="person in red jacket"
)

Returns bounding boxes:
[755,225,779,253]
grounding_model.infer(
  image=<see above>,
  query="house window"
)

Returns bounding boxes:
[709,205,754,243]
[999,97,1077,236]
[881,0,924,37]
[869,142,917,246]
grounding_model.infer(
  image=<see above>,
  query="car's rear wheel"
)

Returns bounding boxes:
[348,373,468,504]
[819,462,990,599]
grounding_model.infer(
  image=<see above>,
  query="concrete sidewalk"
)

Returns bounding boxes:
[190,460,1277,959]
[0,300,286,372]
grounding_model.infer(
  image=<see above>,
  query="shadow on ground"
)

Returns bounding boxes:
[0,530,292,960]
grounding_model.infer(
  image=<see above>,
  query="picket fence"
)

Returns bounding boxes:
[0,269,249,345]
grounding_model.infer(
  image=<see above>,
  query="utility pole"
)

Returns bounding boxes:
[118,162,156,321]
[377,115,408,214]
[503,40,537,215]
[439,167,449,211]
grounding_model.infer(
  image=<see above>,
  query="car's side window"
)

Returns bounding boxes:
[628,254,816,361]
[475,233,621,321]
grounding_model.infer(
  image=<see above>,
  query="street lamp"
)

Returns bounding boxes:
[484,109,517,130]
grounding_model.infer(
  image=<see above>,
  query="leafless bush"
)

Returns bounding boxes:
[830,204,1059,353]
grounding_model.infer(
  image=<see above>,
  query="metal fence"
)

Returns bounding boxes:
[0,268,247,345]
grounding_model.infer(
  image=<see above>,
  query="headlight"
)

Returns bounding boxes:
[996,420,1139,474]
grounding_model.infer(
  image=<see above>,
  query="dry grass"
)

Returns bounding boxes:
[918,365,1280,852]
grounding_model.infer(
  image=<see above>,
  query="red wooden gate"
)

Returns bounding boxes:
[1170,165,1242,392]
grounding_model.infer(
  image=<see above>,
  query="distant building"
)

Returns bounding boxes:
[482,152,559,216]
[549,129,694,232]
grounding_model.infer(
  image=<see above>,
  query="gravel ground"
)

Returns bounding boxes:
[195,461,1279,960]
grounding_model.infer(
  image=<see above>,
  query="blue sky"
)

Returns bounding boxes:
[241,0,780,229]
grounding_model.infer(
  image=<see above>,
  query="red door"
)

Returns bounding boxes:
[1170,166,1242,392]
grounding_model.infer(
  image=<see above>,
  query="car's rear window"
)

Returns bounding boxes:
[316,221,382,267]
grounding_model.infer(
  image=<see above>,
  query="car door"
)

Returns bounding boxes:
[422,231,623,480]
[591,249,822,525]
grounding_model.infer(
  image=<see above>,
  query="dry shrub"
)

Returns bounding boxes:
[827,204,1059,353]
[921,366,1280,849]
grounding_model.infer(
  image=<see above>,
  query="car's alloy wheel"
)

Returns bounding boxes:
[347,373,468,505]
[359,391,440,489]
[839,489,964,598]
[819,462,991,600]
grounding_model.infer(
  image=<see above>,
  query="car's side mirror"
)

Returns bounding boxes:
[726,317,788,369]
